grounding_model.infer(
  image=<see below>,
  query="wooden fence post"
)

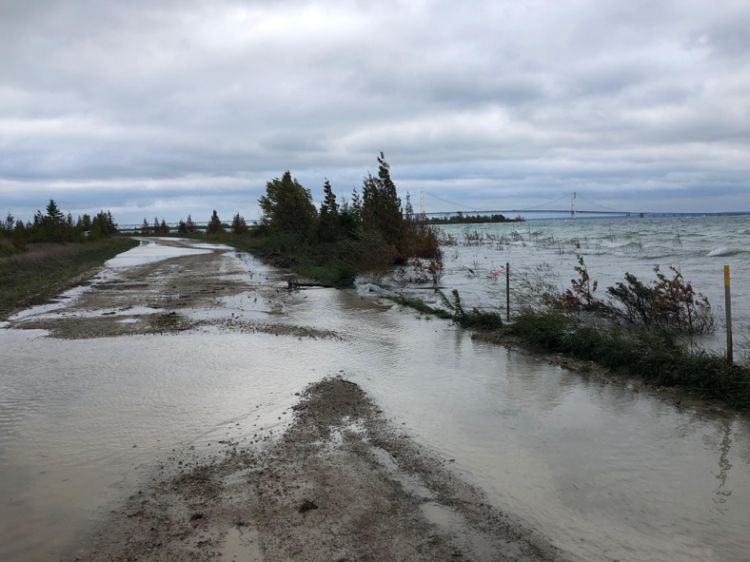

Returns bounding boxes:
[724,264,733,364]
[506,262,510,322]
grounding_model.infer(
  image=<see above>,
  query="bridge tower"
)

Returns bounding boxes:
[419,191,425,217]
[571,192,577,219]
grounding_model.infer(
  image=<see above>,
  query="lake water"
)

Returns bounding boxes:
[374,215,750,358]
[1,237,750,561]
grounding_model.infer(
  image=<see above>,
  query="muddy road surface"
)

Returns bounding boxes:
[80,377,560,562]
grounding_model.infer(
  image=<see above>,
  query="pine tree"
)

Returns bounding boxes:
[185,215,196,232]
[231,213,248,234]
[258,171,317,236]
[177,220,188,234]
[45,199,64,223]
[361,153,403,248]
[317,179,340,242]
[141,218,151,235]
[207,210,224,234]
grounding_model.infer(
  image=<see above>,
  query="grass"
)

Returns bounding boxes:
[387,294,454,319]
[388,293,750,410]
[388,293,504,329]
[0,237,139,318]
[509,310,750,409]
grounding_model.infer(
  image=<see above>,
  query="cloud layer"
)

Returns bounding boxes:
[1,0,749,222]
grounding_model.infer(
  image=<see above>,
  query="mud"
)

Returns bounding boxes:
[8,239,341,341]
[72,377,563,562]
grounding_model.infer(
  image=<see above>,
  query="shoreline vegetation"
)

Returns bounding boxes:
[388,259,750,410]
[165,153,443,287]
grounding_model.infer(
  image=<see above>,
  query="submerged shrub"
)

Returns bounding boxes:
[606,266,714,335]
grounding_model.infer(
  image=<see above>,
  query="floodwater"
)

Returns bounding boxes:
[383,215,750,357]
[1,238,750,561]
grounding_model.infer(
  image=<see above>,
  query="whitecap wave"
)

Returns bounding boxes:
[708,246,746,257]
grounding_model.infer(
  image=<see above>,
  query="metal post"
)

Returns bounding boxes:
[506,262,510,322]
[724,265,733,364]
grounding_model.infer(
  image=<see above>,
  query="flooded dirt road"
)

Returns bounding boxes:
[1,238,750,561]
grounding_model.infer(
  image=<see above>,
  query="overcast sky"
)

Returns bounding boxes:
[1,0,749,223]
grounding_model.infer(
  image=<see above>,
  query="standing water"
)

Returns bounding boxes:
[0,237,749,561]
[387,215,750,357]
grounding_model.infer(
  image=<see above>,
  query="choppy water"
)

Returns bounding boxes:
[1,238,750,561]
[391,216,750,357]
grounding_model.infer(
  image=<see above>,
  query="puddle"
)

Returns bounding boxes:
[9,285,91,321]
[221,526,264,562]
[104,240,212,268]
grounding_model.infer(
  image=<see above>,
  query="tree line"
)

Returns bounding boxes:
[1,199,118,253]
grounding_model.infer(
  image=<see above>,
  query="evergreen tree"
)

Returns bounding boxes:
[160,219,169,235]
[350,187,362,223]
[141,218,151,235]
[45,199,64,223]
[207,210,225,234]
[361,153,403,249]
[177,220,188,234]
[185,215,196,232]
[231,213,248,234]
[317,179,340,242]
[258,171,317,236]
[13,220,26,240]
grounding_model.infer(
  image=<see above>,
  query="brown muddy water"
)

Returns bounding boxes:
[1,238,749,561]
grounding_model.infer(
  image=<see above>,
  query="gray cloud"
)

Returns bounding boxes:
[1,0,749,223]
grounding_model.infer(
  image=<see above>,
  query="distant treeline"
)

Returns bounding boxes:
[426,213,524,225]
[1,200,118,256]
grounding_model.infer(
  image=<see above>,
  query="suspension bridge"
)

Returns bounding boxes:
[117,192,748,233]
[417,192,749,220]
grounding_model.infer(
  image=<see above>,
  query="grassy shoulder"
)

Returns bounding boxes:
[0,237,138,319]
[390,294,750,410]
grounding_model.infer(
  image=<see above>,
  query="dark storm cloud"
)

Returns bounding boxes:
[1,0,749,222]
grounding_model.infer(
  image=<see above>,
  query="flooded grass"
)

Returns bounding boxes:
[509,310,750,409]
[0,237,138,318]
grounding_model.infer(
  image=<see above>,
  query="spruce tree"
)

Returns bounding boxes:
[45,199,64,223]
[361,153,403,248]
[258,171,317,236]
[231,213,248,234]
[207,210,224,234]
[317,179,340,242]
